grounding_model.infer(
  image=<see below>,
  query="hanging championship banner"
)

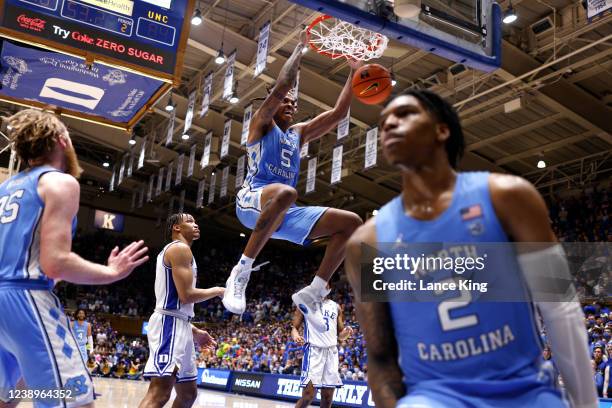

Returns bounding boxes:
[175,154,185,186]
[184,90,196,134]
[118,155,126,185]
[166,110,175,146]
[156,167,164,196]
[235,155,246,188]
[196,178,206,208]
[138,136,147,169]
[208,172,216,204]
[587,0,612,20]
[331,145,343,184]
[221,119,231,158]
[147,175,154,202]
[337,108,350,140]
[165,162,173,192]
[201,131,212,168]
[364,127,378,169]
[300,141,309,158]
[187,145,196,177]
[241,104,253,146]
[178,189,185,213]
[199,72,213,118]
[223,51,237,101]
[138,187,145,208]
[254,21,270,77]
[127,153,134,178]
[306,157,317,194]
[220,166,229,198]
[109,165,116,192]
[167,196,175,218]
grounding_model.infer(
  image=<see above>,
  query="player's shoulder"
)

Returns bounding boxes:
[39,171,79,193]
[488,173,542,204]
[165,241,192,256]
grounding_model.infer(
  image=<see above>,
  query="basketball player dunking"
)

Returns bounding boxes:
[0,109,149,408]
[345,90,598,408]
[73,309,93,362]
[223,29,363,316]
[291,286,353,408]
[139,213,223,408]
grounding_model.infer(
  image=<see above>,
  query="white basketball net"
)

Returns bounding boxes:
[308,17,388,61]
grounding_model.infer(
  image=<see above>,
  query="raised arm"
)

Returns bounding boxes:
[345,219,405,408]
[295,60,361,145]
[249,30,308,144]
[166,243,225,304]
[38,172,149,284]
[490,173,598,408]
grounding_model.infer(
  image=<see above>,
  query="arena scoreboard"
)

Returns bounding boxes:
[0,0,195,84]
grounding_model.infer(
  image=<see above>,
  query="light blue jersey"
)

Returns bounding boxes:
[0,166,75,289]
[73,320,89,360]
[376,172,565,408]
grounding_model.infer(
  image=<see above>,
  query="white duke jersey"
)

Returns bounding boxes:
[304,299,339,348]
[154,241,197,319]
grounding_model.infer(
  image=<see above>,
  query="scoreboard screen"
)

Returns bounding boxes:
[0,0,192,82]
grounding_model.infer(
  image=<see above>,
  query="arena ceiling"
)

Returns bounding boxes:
[1,0,611,232]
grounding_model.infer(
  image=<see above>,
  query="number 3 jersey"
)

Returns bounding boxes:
[242,123,301,190]
[304,299,339,348]
[0,166,75,288]
[375,172,542,387]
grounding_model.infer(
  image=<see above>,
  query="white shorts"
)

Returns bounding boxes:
[143,312,197,383]
[300,344,342,389]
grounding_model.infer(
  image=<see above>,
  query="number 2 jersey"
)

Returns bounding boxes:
[375,172,543,387]
[0,166,76,289]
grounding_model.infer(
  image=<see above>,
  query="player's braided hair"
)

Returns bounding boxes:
[4,109,67,163]
[165,213,185,242]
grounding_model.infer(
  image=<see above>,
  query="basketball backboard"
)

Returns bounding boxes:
[289,0,501,72]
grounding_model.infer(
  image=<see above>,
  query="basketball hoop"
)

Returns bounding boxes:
[306,15,388,61]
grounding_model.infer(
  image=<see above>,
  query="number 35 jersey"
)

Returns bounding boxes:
[375,172,542,386]
[243,123,301,190]
[0,166,76,287]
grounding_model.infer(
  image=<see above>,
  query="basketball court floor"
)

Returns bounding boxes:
[17,378,294,408]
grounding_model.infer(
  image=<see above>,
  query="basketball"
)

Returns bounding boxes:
[351,64,393,105]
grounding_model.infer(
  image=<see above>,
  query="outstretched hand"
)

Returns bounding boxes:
[107,240,149,282]
[299,28,309,47]
[347,58,364,71]
[194,329,217,351]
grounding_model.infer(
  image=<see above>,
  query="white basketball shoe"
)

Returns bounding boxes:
[222,261,269,314]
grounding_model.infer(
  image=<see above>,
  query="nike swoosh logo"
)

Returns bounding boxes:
[360,82,379,95]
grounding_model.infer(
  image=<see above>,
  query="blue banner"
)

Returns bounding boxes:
[0,41,164,123]
[93,209,125,232]
[197,368,231,391]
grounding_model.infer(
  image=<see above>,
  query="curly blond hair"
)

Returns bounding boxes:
[4,109,67,163]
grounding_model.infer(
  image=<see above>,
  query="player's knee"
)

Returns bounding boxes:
[274,186,298,208]
[302,387,315,401]
[341,212,363,234]
[177,385,198,406]
[150,386,173,404]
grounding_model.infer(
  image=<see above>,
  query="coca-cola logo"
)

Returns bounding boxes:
[17,14,46,32]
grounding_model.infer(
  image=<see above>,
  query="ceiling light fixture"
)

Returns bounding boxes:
[165,92,175,112]
[503,1,517,24]
[191,8,202,26]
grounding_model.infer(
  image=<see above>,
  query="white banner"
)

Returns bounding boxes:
[138,187,144,208]
[138,136,146,169]
[254,21,270,78]
[300,141,309,158]
[166,110,175,146]
[220,166,229,198]
[184,90,196,134]
[199,73,213,118]
[337,108,350,140]
[175,154,185,185]
[208,172,216,204]
[201,132,212,169]
[118,155,126,185]
[109,165,116,192]
[221,119,231,158]
[223,51,237,101]
[331,145,343,184]
[241,104,253,146]
[587,0,612,19]
[178,189,185,213]
[235,155,246,188]
[364,127,378,169]
[196,178,206,208]
[147,174,154,202]
[165,162,173,191]
[306,157,317,194]
[127,153,134,178]
[156,167,164,196]
[187,144,196,177]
